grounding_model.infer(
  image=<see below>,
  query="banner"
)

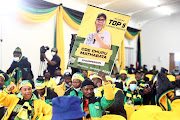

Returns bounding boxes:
[68,5,130,74]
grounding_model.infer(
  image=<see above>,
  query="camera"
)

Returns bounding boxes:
[40,46,49,62]
[40,46,49,54]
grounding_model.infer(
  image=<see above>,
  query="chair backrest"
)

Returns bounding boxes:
[124,104,135,120]
[138,105,162,112]
[127,74,135,79]
[102,115,126,120]
[145,74,153,81]
[167,75,175,82]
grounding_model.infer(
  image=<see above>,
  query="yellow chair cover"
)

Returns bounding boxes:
[167,75,175,82]
[124,104,135,120]
[127,74,135,79]
[102,114,126,120]
[138,105,162,112]
[145,74,153,81]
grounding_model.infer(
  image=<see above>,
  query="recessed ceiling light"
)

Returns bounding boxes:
[157,6,173,15]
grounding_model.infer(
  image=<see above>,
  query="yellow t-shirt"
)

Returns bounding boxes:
[45,78,57,90]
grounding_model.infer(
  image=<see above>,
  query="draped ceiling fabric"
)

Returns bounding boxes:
[17,0,140,73]
[125,27,142,69]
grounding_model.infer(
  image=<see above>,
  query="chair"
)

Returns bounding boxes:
[127,74,135,79]
[102,114,126,120]
[138,105,162,112]
[124,104,135,120]
[145,74,153,81]
[167,75,175,82]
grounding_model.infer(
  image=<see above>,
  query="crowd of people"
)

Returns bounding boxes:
[0,47,180,120]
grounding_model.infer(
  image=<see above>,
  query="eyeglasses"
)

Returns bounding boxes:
[96,18,105,22]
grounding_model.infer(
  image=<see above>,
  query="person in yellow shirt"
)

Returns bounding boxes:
[44,70,57,90]
[54,72,72,96]
[0,80,52,119]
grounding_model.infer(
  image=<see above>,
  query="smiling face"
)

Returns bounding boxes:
[95,16,106,31]
[20,86,32,100]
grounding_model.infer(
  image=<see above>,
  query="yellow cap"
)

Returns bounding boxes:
[120,70,127,75]
[105,76,113,83]
[35,82,46,89]
[91,74,102,80]
[72,73,84,82]
[126,78,137,88]
[19,80,32,89]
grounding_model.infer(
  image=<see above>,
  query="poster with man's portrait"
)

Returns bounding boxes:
[68,5,130,74]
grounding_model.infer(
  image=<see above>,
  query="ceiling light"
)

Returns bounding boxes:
[157,6,173,15]
[141,0,159,7]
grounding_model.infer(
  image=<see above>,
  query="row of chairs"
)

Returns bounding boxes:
[127,74,176,82]
[102,99,180,120]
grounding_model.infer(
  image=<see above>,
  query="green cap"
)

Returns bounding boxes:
[13,47,22,54]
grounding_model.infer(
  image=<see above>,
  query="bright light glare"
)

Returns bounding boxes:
[141,0,159,7]
[175,53,180,61]
[157,6,173,15]
[0,0,18,16]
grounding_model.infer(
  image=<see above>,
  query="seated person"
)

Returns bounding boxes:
[0,80,52,119]
[52,67,62,85]
[0,74,6,119]
[33,77,58,105]
[64,73,84,98]
[124,78,143,107]
[95,76,127,119]
[80,69,88,79]
[54,72,72,96]
[44,70,57,90]
[91,74,103,93]
[115,70,129,91]
[80,71,115,120]
[52,96,87,120]
[143,77,157,105]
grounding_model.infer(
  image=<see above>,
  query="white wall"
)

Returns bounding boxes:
[0,0,139,79]
[141,13,180,71]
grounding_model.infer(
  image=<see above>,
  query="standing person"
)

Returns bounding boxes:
[33,77,58,105]
[6,47,34,89]
[43,48,61,77]
[52,67,62,85]
[115,70,129,91]
[128,64,135,74]
[84,13,111,49]
[44,70,57,90]
[95,76,127,119]
[54,72,72,96]
[0,80,52,120]
[64,73,84,98]
[52,96,87,120]
[80,71,115,120]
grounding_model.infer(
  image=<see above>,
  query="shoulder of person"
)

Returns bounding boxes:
[64,88,75,96]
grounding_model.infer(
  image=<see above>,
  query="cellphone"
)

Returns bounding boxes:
[145,84,149,88]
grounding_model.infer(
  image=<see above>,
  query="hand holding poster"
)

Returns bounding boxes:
[68,5,131,74]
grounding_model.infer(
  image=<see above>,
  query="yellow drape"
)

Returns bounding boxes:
[118,38,125,70]
[56,6,65,74]
[125,30,139,40]
[18,8,58,23]
[62,8,80,30]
